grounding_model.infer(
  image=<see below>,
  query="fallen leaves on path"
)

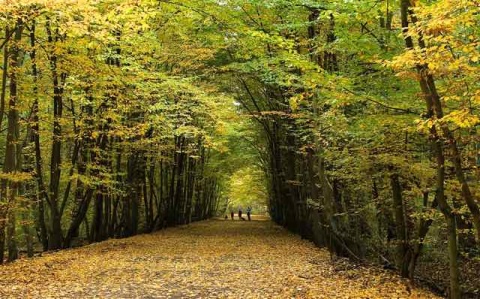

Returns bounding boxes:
[0,217,439,298]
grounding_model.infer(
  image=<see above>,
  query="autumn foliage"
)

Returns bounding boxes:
[0,0,478,298]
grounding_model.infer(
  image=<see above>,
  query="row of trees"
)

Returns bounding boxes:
[0,1,234,262]
[201,0,477,297]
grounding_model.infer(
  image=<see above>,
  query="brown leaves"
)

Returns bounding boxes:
[0,219,438,298]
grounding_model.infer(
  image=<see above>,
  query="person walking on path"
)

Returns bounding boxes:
[246,206,252,221]
[238,206,243,220]
[230,210,234,220]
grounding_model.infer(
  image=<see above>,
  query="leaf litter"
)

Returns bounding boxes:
[0,217,439,298]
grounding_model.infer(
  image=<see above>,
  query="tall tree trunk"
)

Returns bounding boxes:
[0,26,9,133]
[433,135,461,299]
[400,1,462,296]
[0,25,10,265]
[400,0,480,243]
[29,22,49,250]
[2,19,24,262]
[46,18,65,250]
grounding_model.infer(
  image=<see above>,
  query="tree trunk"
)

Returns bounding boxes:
[46,18,65,250]
[29,22,49,250]
[0,26,9,133]
[400,0,480,243]
[400,0,462,296]
[2,19,24,262]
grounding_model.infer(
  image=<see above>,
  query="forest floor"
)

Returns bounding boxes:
[0,216,439,298]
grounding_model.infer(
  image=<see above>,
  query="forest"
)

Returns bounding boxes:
[0,0,478,298]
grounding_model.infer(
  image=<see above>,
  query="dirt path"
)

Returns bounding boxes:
[0,217,438,298]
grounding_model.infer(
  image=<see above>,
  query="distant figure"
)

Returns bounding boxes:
[224,215,228,220]
[246,206,252,221]
[230,210,234,220]
[238,206,243,220]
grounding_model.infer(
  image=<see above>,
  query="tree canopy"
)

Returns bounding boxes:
[0,0,478,297]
